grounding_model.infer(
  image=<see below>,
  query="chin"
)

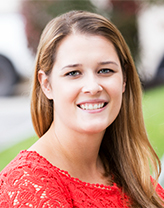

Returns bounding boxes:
[80,124,107,134]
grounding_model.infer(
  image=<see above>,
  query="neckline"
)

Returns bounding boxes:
[21,150,118,191]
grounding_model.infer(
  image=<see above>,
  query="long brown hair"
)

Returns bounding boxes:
[31,10,163,207]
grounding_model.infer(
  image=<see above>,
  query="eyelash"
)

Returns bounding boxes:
[65,71,81,77]
[65,68,114,77]
[98,68,114,74]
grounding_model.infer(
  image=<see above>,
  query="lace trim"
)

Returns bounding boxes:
[22,150,116,191]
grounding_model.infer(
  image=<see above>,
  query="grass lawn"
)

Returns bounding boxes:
[142,86,164,159]
[0,136,38,171]
[0,85,164,172]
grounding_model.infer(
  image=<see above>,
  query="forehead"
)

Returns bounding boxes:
[57,33,115,49]
[55,33,120,63]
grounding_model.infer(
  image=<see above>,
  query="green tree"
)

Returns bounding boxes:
[109,0,141,62]
[21,0,96,54]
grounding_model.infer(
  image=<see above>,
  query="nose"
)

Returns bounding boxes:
[81,77,103,95]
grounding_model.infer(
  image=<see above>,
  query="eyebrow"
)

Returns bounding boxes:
[61,61,119,70]
[61,64,82,70]
[98,61,119,66]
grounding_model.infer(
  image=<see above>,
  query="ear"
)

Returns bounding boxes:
[122,73,126,93]
[122,81,126,93]
[38,70,53,100]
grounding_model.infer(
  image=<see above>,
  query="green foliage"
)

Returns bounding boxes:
[110,0,141,62]
[21,0,96,54]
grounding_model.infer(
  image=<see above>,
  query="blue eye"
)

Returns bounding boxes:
[98,68,114,74]
[66,71,80,77]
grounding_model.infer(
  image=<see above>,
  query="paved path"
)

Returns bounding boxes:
[0,96,35,152]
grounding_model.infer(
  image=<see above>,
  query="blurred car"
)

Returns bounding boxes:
[0,13,34,96]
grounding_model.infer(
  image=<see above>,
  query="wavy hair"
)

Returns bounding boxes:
[31,10,163,207]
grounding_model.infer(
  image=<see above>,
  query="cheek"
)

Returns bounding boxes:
[52,82,79,106]
[105,78,124,98]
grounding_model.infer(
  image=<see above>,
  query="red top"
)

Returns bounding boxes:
[0,150,164,207]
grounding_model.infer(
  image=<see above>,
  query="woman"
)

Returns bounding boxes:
[0,10,164,207]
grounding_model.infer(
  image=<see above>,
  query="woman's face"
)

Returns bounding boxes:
[40,34,125,134]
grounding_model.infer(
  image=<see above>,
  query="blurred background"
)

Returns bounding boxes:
[0,0,164,186]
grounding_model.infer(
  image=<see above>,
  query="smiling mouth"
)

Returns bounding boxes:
[78,102,108,110]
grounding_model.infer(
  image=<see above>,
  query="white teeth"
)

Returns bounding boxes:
[79,103,105,110]
[81,104,85,109]
[94,104,98,109]
[89,104,94,110]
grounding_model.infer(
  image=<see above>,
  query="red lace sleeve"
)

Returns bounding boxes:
[156,182,164,201]
[0,151,73,208]
[150,176,164,201]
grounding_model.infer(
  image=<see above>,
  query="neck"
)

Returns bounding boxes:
[47,122,106,182]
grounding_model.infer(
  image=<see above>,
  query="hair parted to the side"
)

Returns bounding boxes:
[31,10,164,207]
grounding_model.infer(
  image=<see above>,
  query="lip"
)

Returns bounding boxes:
[77,99,108,113]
